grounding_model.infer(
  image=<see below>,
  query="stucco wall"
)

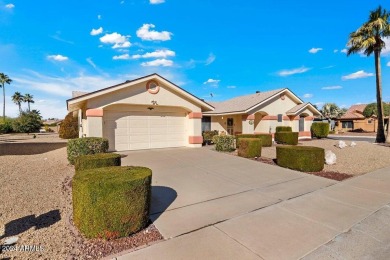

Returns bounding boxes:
[211,114,243,134]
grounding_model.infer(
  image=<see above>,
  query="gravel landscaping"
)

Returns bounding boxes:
[0,134,162,259]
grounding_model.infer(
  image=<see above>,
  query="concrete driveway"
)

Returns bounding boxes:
[115,147,390,260]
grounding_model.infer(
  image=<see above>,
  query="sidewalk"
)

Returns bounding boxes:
[114,166,390,260]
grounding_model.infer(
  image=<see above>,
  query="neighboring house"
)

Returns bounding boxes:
[67,74,321,152]
[336,104,377,132]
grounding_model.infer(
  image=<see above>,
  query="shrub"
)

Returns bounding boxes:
[12,110,42,134]
[274,131,298,145]
[44,125,55,133]
[0,119,14,134]
[67,137,109,165]
[275,126,292,133]
[276,146,324,172]
[202,130,219,144]
[213,135,235,152]
[236,134,272,147]
[311,122,329,139]
[74,153,121,171]
[59,112,79,139]
[237,138,262,158]
[73,166,152,239]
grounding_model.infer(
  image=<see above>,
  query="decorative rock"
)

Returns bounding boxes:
[325,150,337,165]
[337,140,347,149]
[4,236,19,245]
[351,141,357,147]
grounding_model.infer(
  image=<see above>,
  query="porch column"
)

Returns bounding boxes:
[86,109,103,137]
[242,114,255,134]
[187,112,203,147]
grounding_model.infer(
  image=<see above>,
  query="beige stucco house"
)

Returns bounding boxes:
[67,74,321,151]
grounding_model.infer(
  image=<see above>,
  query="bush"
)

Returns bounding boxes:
[236,134,272,147]
[73,166,152,239]
[12,110,42,134]
[274,131,298,145]
[59,112,79,139]
[237,138,262,158]
[75,153,121,171]
[67,137,109,165]
[0,119,14,134]
[202,130,219,144]
[276,146,324,172]
[212,135,235,152]
[44,125,55,133]
[275,126,292,133]
[311,122,329,139]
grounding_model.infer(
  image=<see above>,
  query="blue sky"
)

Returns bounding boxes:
[0,0,389,118]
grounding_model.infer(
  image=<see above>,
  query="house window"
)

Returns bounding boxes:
[368,120,372,124]
[342,121,353,129]
[201,116,211,132]
[277,114,283,122]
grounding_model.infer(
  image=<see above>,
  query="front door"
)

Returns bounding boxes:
[227,118,234,135]
[299,117,305,132]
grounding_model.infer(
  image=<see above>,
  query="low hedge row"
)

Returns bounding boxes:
[276,146,324,172]
[275,126,292,133]
[236,134,272,147]
[212,135,235,151]
[72,166,152,239]
[67,137,109,165]
[74,153,121,171]
[311,122,330,139]
[274,131,298,145]
[237,138,262,158]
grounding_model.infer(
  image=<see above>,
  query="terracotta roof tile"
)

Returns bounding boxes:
[340,104,367,119]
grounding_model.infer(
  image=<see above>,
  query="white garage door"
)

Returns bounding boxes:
[104,111,187,151]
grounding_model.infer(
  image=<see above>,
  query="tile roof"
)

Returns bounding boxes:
[72,91,89,98]
[286,103,309,114]
[203,88,285,114]
[340,104,367,119]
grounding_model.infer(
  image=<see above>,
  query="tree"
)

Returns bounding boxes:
[23,93,34,111]
[363,102,390,118]
[11,92,24,114]
[0,73,12,120]
[59,112,79,139]
[347,6,390,143]
[320,103,345,119]
[12,110,42,134]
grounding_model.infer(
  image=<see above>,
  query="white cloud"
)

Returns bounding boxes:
[113,54,130,60]
[136,24,172,41]
[47,54,68,61]
[97,14,102,20]
[203,79,220,85]
[150,0,165,4]
[303,93,313,98]
[342,70,374,80]
[205,53,216,65]
[132,49,175,59]
[341,49,348,54]
[100,32,131,48]
[227,86,236,89]
[387,61,390,67]
[383,37,390,55]
[322,86,342,90]
[278,66,310,76]
[5,3,14,8]
[333,49,338,53]
[308,48,323,54]
[141,59,173,67]
[90,27,103,36]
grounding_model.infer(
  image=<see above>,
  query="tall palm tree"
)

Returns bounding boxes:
[0,73,12,120]
[12,92,24,114]
[24,93,34,111]
[321,103,344,119]
[347,6,390,143]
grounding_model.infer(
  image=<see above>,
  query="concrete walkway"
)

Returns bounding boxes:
[114,147,390,260]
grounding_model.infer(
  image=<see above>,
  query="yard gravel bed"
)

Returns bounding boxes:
[0,135,162,259]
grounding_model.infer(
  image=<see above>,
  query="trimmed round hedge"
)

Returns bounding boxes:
[276,145,324,172]
[72,166,152,239]
[236,134,272,147]
[238,138,262,158]
[275,126,292,133]
[311,122,330,139]
[74,153,121,171]
[274,131,298,145]
[67,137,109,165]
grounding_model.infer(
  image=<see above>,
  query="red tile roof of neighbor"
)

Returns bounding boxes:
[340,104,367,119]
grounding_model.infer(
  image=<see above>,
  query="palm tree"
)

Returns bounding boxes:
[347,6,390,143]
[321,103,344,119]
[0,73,12,120]
[12,92,24,114]
[24,93,34,111]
